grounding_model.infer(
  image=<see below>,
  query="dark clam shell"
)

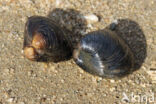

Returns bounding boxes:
[73,29,134,78]
[23,16,72,62]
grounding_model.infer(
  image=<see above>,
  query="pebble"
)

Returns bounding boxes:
[55,0,63,7]
[59,98,63,101]
[61,79,64,83]
[96,77,102,83]
[7,97,14,103]
[18,102,25,104]
[80,31,87,35]
[79,69,84,74]
[112,19,118,25]
[9,68,15,74]
[43,63,48,69]
[3,91,9,99]
[84,14,99,23]
[87,24,93,28]
[140,83,146,87]
[21,50,24,54]
[110,20,118,30]
[91,77,97,83]
[1,44,5,48]
[49,66,55,71]
[110,87,115,92]
[40,97,46,103]
[110,79,115,83]
[28,70,33,76]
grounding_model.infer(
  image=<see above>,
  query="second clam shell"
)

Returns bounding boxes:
[73,29,134,78]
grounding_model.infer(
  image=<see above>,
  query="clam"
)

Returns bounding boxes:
[73,29,134,78]
[23,16,72,62]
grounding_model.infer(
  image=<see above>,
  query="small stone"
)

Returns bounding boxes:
[96,77,102,83]
[40,97,46,102]
[7,97,14,103]
[110,20,118,30]
[32,74,37,78]
[97,77,102,81]
[60,98,63,101]
[112,20,118,25]
[140,83,146,87]
[54,70,58,73]
[110,79,115,83]
[118,80,121,83]
[103,93,107,96]
[80,31,87,35]
[18,102,25,104]
[87,24,93,28]
[43,63,48,69]
[55,0,62,6]
[3,92,9,99]
[21,50,24,54]
[61,79,64,83]
[49,66,55,71]
[91,77,97,83]
[9,68,15,73]
[28,70,33,76]
[84,14,99,23]
[110,87,115,92]
[79,69,84,74]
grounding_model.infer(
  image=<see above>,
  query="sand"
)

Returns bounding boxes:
[0,0,156,104]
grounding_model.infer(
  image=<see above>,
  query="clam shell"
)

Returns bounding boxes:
[23,16,72,62]
[73,29,134,78]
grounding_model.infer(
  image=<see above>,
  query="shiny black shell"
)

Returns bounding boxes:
[24,16,72,62]
[73,29,134,78]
